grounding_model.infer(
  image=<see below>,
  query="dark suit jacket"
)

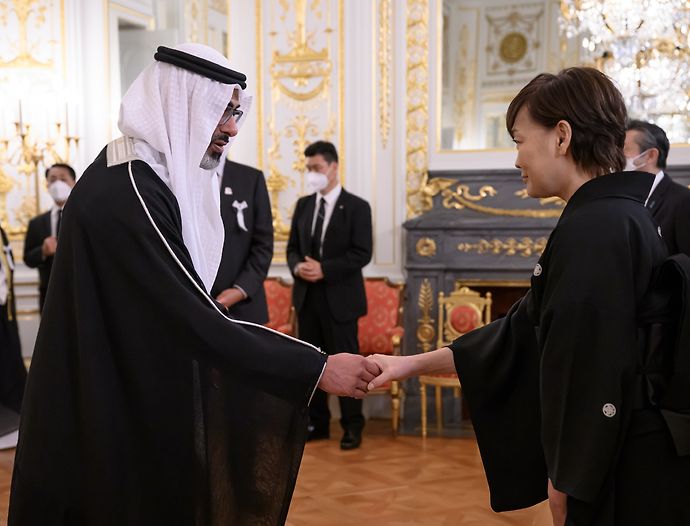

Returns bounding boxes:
[210,160,273,324]
[287,189,372,323]
[24,210,53,310]
[647,173,690,257]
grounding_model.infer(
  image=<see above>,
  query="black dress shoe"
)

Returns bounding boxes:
[306,425,329,442]
[340,430,362,450]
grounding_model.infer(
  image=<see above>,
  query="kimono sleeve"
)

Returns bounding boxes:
[450,292,547,511]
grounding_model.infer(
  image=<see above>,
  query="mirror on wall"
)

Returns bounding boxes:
[439,0,579,151]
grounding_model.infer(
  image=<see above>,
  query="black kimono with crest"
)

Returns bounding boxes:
[451,172,690,525]
[9,140,327,526]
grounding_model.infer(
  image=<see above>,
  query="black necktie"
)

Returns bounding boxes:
[310,197,326,260]
[56,209,62,238]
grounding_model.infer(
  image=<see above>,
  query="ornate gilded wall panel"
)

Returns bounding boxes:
[256,0,344,254]
[0,0,68,237]
[378,0,392,148]
[405,0,430,219]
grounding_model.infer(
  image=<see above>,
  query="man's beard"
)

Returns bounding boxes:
[199,150,221,170]
[200,133,230,170]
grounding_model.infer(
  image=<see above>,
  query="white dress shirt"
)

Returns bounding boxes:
[0,242,13,306]
[310,184,342,258]
[50,204,64,237]
[0,254,6,305]
[645,170,665,206]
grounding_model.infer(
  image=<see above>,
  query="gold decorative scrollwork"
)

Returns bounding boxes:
[457,237,547,257]
[285,114,319,192]
[415,237,436,257]
[378,0,392,148]
[0,0,51,68]
[270,0,332,101]
[419,178,563,218]
[405,0,430,218]
[208,0,226,12]
[266,120,292,242]
[442,184,497,207]
[417,278,435,352]
[259,0,342,250]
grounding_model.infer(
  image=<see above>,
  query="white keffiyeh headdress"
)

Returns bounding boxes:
[118,42,252,292]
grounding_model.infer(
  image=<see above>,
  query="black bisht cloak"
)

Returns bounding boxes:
[0,226,25,431]
[9,145,327,526]
[451,172,690,523]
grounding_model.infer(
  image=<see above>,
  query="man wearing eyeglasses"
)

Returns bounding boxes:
[9,43,379,526]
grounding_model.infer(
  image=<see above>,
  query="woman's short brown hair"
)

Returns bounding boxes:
[506,67,627,175]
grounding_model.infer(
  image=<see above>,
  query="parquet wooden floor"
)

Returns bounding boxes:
[0,420,551,525]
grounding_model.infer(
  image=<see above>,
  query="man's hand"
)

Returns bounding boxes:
[42,236,58,258]
[216,287,245,308]
[318,353,381,399]
[548,479,567,526]
[297,256,324,282]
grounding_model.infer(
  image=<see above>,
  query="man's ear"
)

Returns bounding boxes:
[647,147,660,167]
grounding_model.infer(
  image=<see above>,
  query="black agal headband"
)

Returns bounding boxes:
[154,46,247,89]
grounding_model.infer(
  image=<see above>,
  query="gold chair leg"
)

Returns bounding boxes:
[421,382,427,438]
[391,381,400,436]
[435,385,443,436]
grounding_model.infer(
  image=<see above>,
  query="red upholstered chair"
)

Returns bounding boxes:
[357,278,405,435]
[263,277,295,336]
[419,285,491,437]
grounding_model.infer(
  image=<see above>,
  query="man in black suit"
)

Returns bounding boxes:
[24,163,76,311]
[211,159,273,323]
[287,140,373,450]
[624,120,690,256]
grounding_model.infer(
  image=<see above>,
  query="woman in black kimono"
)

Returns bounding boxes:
[368,67,690,525]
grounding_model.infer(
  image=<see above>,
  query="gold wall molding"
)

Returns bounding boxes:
[257,0,343,244]
[0,0,51,68]
[185,0,208,43]
[417,178,563,219]
[415,237,436,257]
[417,278,435,352]
[453,22,473,144]
[209,0,225,12]
[270,0,332,101]
[457,237,547,257]
[405,0,430,219]
[378,0,392,148]
[1,0,66,237]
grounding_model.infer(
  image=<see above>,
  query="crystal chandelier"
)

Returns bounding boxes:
[560,0,690,143]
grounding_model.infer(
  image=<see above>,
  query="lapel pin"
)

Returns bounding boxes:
[224,187,233,195]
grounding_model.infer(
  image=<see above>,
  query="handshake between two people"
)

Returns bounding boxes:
[316,347,455,398]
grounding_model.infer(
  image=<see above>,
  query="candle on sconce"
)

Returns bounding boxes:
[64,102,70,138]
[18,100,24,133]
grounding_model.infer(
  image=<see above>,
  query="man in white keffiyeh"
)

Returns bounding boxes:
[9,43,380,526]
[118,42,252,291]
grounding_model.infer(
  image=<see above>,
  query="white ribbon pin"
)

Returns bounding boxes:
[232,200,248,231]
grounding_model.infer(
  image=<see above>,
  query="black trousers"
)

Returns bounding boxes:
[566,408,690,525]
[297,283,364,435]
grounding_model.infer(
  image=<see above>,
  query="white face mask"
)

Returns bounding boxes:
[305,171,329,194]
[624,149,650,172]
[48,180,72,203]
